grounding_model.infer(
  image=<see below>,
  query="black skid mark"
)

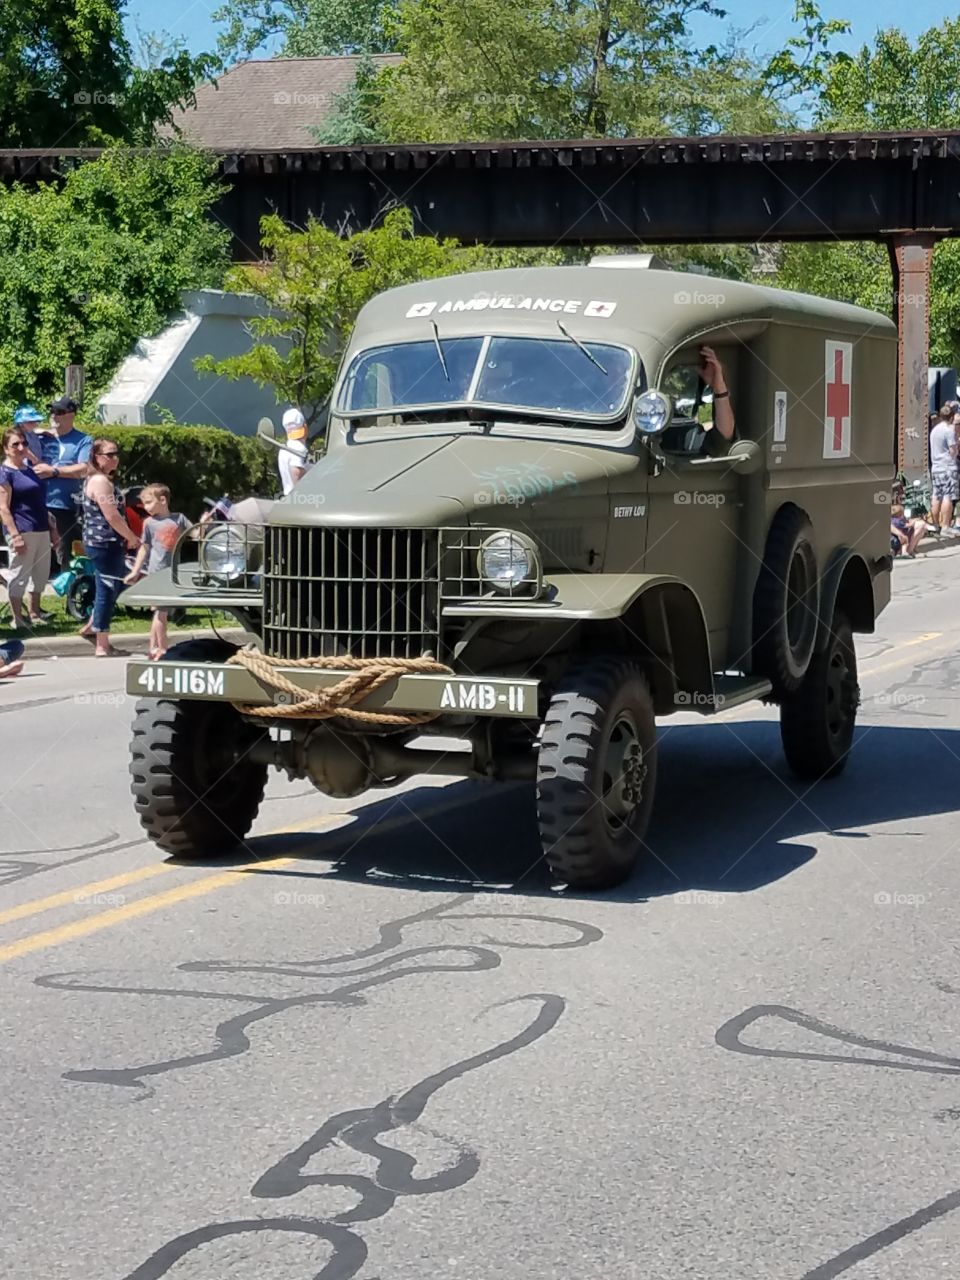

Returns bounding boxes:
[255,995,562,1209]
[0,834,143,888]
[122,1216,366,1280]
[717,1005,960,1278]
[52,947,501,1091]
[800,1188,960,1279]
[120,996,563,1279]
[42,893,601,1092]
[716,1004,960,1075]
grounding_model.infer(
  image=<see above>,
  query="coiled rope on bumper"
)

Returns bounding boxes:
[226,645,454,726]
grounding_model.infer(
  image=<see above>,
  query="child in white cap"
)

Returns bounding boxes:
[278,408,313,496]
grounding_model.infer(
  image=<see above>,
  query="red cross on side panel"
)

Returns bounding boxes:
[823,341,853,458]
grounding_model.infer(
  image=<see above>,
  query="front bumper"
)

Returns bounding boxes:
[126,660,539,720]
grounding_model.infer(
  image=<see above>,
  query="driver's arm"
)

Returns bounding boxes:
[698,346,735,442]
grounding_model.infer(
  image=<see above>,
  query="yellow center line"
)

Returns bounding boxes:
[0,810,350,964]
[0,864,175,928]
[0,790,472,967]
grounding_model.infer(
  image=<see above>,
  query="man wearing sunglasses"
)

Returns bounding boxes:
[31,396,92,573]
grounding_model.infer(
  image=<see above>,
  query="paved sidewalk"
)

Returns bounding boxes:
[12,627,248,660]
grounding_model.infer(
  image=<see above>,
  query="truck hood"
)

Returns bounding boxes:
[272,429,639,526]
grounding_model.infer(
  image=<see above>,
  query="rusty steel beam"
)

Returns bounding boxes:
[889,235,938,480]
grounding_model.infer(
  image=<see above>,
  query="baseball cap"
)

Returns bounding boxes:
[282,407,307,440]
[49,395,78,414]
[13,404,44,425]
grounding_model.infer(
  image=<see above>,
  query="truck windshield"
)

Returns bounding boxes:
[337,335,636,420]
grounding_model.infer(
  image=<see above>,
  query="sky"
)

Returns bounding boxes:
[124,0,952,63]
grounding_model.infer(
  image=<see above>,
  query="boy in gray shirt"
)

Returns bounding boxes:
[124,484,192,658]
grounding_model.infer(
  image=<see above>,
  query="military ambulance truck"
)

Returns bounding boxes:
[125,260,896,890]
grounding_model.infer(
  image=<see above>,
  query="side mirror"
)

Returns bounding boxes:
[725,439,763,474]
[256,417,283,451]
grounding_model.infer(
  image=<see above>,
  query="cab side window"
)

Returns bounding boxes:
[660,363,707,454]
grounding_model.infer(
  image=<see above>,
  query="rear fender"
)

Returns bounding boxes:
[817,549,877,646]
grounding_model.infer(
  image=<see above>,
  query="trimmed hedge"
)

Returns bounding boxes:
[104,425,277,519]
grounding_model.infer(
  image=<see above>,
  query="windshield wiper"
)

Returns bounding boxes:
[556,321,608,375]
[430,320,450,381]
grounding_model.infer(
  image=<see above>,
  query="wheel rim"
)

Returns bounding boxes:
[825,642,857,740]
[786,550,815,657]
[191,706,254,796]
[600,712,647,835]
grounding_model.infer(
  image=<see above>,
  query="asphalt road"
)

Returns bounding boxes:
[2,549,960,1280]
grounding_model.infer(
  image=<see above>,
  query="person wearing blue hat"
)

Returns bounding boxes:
[12,405,55,468]
[30,396,92,572]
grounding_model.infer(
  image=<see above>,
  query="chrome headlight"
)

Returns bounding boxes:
[634,389,671,436]
[199,525,248,584]
[478,531,540,594]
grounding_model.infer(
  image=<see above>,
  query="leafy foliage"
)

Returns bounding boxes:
[0,0,219,146]
[367,0,806,142]
[309,52,387,144]
[196,207,482,431]
[0,148,230,415]
[109,425,277,515]
[213,0,399,61]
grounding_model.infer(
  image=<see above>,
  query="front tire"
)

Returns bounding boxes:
[129,639,268,858]
[537,657,657,891]
[780,610,859,780]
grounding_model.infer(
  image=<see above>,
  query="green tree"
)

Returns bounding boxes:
[816,21,960,130]
[213,0,399,61]
[0,0,218,146]
[309,51,385,144]
[197,207,486,430]
[770,19,960,366]
[0,147,230,412]
[370,0,813,142]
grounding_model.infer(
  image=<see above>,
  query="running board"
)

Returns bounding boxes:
[709,674,774,712]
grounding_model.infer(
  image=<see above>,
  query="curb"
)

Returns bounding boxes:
[908,535,960,558]
[15,627,249,660]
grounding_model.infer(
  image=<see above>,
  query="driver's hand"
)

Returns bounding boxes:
[698,346,725,391]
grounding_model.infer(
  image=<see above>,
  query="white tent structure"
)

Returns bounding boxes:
[97,289,289,434]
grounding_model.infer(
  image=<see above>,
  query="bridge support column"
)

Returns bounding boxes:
[888,234,938,479]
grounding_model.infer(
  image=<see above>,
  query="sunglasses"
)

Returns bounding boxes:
[99,450,120,459]
[8,440,26,449]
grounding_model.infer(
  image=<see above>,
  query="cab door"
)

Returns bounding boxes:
[642,358,742,668]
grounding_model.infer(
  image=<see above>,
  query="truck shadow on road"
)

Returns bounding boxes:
[225,719,960,902]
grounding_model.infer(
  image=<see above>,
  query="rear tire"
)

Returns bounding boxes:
[753,503,820,697]
[129,639,268,858]
[780,610,859,780]
[537,657,657,891]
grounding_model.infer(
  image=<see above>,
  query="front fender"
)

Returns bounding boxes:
[440,572,688,620]
[121,566,262,611]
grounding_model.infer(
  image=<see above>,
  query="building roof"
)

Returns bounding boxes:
[168,55,403,151]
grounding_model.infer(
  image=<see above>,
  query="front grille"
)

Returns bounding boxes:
[264,527,440,659]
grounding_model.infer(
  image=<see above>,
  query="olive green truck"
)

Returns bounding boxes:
[124,258,895,890]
